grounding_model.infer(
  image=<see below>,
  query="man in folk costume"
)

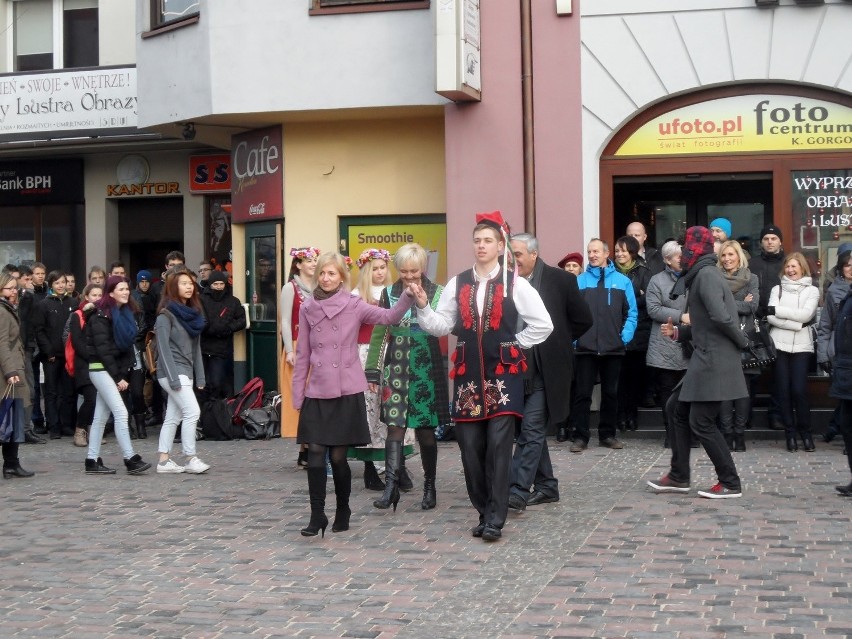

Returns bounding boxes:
[413,211,553,541]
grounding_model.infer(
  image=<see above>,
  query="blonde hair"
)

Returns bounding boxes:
[356,255,389,302]
[783,252,811,277]
[393,243,428,272]
[717,240,749,272]
[312,252,351,291]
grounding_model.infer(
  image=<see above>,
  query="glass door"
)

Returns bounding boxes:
[245,222,280,391]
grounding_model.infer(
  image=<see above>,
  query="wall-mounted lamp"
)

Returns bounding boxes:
[182,122,196,141]
[556,0,572,16]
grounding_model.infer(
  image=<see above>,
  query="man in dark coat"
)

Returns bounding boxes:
[648,226,747,499]
[508,235,592,511]
[749,224,785,318]
[199,270,247,398]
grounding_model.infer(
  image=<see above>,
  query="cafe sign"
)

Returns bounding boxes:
[615,94,852,156]
[230,126,283,224]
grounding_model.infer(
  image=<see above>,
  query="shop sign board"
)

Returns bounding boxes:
[346,221,447,285]
[189,154,232,193]
[0,159,83,205]
[615,95,852,156]
[0,66,137,140]
[230,126,283,224]
[436,0,481,102]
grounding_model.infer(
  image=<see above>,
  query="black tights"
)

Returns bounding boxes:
[307,444,348,473]
[387,426,438,477]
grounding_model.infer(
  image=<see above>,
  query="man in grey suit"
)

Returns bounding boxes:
[647,226,748,499]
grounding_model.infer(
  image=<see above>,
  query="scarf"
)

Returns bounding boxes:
[111,304,138,351]
[722,266,752,295]
[670,253,717,300]
[615,259,636,275]
[313,284,342,301]
[292,274,313,300]
[166,301,206,337]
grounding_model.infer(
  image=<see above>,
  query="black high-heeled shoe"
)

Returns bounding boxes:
[301,514,328,538]
[786,436,798,452]
[331,507,351,533]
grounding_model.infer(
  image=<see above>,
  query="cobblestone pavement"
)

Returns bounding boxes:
[1,432,851,638]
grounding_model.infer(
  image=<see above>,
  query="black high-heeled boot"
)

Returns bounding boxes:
[398,453,413,492]
[420,440,437,510]
[800,431,816,452]
[374,440,401,511]
[331,462,351,533]
[363,460,385,491]
[134,414,147,439]
[301,467,328,537]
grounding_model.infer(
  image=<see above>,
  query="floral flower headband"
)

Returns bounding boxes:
[344,256,354,270]
[356,248,392,268]
[289,247,320,260]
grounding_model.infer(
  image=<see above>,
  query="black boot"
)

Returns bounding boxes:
[374,440,402,511]
[800,431,815,452]
[733,412,748,452]
[556,426,569,442]
[134,414,147,440]
[331,462,351,533]
[3,461,35,479]
[420,440,437,510]
[786,430,798,452]
[398,453,413,492]
[301,467,328,537]
[128,416,138,440]
[734,434,746,452]
[724,433,735,451]
[363,461,385,491]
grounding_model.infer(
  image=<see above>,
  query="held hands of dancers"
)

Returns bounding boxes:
[406,283,428,309]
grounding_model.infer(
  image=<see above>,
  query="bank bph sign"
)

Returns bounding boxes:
[230,126,283,224]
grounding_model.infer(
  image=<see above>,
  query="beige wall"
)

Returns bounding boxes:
[100,0,137,66]
[281,117,446,255]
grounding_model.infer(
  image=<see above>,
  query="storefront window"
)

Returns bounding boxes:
[791,169,852,292]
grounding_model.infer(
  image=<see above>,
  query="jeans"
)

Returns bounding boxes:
[667,384,741,490]
[774,351,812,433]
[43,358,76,435]
[572,355,622,443]
[510,379,558,498]
[158,375,201,457]
[203,354,234,399]
[88,371,136,460]
[455,414,514,529]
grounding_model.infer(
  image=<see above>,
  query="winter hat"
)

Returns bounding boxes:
[558,252,584,269]
[207,270,229,285]
[837,242,852,256]
[760,224,783,242]
[136,270,151,283]
[708,217,732,238]
[681,226,716,272]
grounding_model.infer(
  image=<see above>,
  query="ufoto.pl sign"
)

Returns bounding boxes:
[615,94,852,156]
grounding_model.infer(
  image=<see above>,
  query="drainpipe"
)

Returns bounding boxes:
[520,0,536,235]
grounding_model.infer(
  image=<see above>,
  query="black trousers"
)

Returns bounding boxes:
[838,400,852,478]
[510,379,558,499]
[666,384,741,490]
[43,358,76,435]
[76,383,97,429]
[572,355,622,443]
[774,351,811,434]
[455,414,514,529]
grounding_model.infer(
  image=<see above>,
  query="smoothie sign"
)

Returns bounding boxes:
[615,94,852,156]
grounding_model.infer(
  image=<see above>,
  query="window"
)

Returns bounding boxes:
[310,0,429,15]
[13,0,98,71]
[150,0,199,29]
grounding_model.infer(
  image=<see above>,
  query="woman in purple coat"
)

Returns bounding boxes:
[293,252,416,538]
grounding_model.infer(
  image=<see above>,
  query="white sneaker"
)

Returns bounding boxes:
[184,456,210,474]
[156,459,185,474]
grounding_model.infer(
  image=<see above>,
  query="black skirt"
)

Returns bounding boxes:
[297,392,370,446]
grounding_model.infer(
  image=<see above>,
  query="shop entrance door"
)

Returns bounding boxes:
[613,173,773,249]
[245,222,281,391]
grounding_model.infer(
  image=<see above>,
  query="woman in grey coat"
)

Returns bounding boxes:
[645,241,688,448]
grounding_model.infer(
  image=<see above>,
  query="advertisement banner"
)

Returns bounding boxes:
[615,95,852,156]
[0,159,84,205]
[230,126,283,224]
[0,67,137,139]
[347,221,447,285]
[189,154,231,193]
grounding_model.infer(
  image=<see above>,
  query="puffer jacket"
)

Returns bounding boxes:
[575,260,637,355]
[817,275,851,364]
[86,310,135,382]
[766,276,819,354]
[645,268,688,371]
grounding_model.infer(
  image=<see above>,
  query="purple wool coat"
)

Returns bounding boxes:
[291,287,413,409]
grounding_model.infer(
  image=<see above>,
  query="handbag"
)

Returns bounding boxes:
[241,405,280,440]
[741,318,777,370]
[0,384,22,443]
[143,331,158,375]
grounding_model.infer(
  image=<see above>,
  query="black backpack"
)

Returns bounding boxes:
[199,398,244,440]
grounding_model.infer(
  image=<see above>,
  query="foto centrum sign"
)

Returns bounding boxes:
[615,94,852,156]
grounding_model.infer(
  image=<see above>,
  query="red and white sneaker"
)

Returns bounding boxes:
[697,483,742,499]
[647,474,690,493]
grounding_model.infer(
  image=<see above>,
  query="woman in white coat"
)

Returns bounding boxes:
[766,252,819,452]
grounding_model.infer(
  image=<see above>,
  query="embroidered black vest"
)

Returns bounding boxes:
[450,269,527,421]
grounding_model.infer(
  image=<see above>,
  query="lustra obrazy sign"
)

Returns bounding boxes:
[615,94,852,156]
[230,126,283,224]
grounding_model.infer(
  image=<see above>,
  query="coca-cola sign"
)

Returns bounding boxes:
[230,126,283,223]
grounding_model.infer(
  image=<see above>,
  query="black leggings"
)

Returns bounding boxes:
[307,444,348,472]
[386,425,436,449]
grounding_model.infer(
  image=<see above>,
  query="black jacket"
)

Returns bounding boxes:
[642,247,666,276]
[200,288,246,358]
[831,290,852,400]
[623,262,652,351]
[132,288,158,333]
[34,293,76,359]
[86,311,134,382]
[68,304,97,388]
[17,289,37,350]
[529,262,593,426]
[749,249,785,317]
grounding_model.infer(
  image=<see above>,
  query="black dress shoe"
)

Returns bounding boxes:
[526,491,559,506]
[786,436,798,452]
[836,482,852,497]
[33,423,48,435]
[3,464,35,479]
[24,429,46,444]
[471,523,486,538]
[49,432,62,440]
[481,524,502,542]
[556,427,569,443]
[508,493,527,513]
